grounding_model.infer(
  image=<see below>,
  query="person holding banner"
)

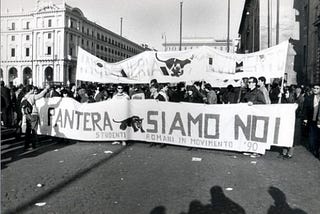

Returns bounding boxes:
[112,84,130,100]
[303,83,320,158]
[21,84,50,150]
[258,76,271,104]
[192,81,206,103]
[149,83,166,101]
[235,77,249,103]
[159,83,169,102]
[242,77,266,105]
[204,83,217,104]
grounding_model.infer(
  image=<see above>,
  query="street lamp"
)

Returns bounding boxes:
[246,11,254,52]
[179,1,183,51]
[227,0,230,53]
[162,33,167,51]
[120,17,123,37]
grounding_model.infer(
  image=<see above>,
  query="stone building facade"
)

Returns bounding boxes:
[238,0,308,85]
[0,2,146,87]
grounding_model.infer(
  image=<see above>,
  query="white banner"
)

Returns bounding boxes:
[36,97,297,154]
[76,41,289,85]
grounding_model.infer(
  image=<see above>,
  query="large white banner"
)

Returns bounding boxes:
[36,97,297,154]
[76,41,289,85]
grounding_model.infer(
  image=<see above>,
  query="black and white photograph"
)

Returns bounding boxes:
[1,0,320,213]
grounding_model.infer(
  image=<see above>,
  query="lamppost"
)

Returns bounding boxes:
[120,17,123,37]
[179,1,183,51]
[246,10,255,52]
[276,0,279,44]
[227,0,230,53]
[162,33,167,51]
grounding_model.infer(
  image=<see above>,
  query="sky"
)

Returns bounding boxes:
[1,0,245,51]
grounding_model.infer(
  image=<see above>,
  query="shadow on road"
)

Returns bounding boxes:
[150,185,246,214]
[150,186,308,214]
[267,186,307,214]
[2,142,131,214]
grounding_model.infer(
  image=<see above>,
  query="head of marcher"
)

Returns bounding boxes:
[248,77,258,91]
[312,83,320,96]
[204,83,212,92]
[25,85,35,94]
[193,81,201,90]
[240,77,249,88]
[258,76,266,87]
[116,84,124,94]
[150,83,160,96]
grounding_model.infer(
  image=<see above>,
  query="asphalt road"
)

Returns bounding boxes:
[1,133,320,214]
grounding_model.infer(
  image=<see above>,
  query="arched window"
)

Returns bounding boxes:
[8,67,18,86]
[23,67,32,85]
[45,67,53,82]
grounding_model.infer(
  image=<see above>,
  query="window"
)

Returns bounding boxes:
[11,35,15,41]
[48,19,52,27]
[82,26,84,33]
[47,46,52,55]
[69,47,73,56]
[97,44,99,49]
[26,22,30,29]
[26,48,30,57]
[70,34,73,41]
[11,48,15,57]
[81,39,84,45]
[26,35,30,40]
[11,22,15,30]
[48,33,52,39]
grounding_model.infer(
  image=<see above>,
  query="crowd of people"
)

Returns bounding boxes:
[1,77,320,159]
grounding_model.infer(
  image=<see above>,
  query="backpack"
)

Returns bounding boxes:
[21,99,33,115]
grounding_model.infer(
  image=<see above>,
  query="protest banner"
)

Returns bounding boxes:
[76,41,289,86]
[36,97,297,154]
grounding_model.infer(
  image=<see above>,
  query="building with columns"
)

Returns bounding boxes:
[0,2,146,88]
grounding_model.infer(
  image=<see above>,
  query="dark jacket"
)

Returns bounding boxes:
[242,87,266,104]
[303,94,320,122]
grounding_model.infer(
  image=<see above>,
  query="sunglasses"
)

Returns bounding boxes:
[248,81,255,83]
[117,87,123,90]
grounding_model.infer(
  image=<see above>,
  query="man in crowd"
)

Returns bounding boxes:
[258,76,271,104]
[303,83,320,158]
[204,83,217,104]
[112,84,130,100]
[192,81,206,103]
[242,77,266,105]
[1,81,12,127]
[236,77,249,103]
[149,83,166,101]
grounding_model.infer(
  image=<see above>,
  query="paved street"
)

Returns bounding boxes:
[1,130,320,214]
